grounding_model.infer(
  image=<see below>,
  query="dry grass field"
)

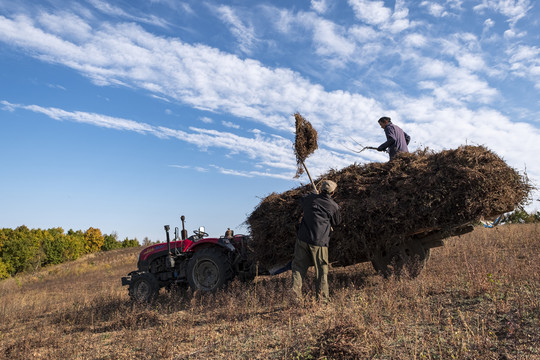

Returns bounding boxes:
[1,224,539,359]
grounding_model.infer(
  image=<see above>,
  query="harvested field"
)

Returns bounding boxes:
[1,224,539,359]
[247,145,531,268]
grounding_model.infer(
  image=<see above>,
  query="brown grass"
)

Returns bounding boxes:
[1,224,539,359]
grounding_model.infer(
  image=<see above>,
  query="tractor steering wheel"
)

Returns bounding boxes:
[193,229,209,239]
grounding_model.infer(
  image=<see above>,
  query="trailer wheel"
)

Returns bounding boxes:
[129,272,159,303]
[187,247,233,292]
[371,241,428,278]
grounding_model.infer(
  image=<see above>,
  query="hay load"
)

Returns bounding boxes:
[247,146,531,269]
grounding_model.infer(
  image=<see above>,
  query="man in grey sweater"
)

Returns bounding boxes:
[377,116,410,160]
[291,180,341,303]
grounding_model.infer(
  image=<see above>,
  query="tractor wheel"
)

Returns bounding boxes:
[129,272,159,303]
[371,241,428,278]
[187,247,233,292]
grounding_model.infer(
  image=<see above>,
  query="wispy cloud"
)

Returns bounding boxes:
[473,0,533,25]
[1,100,299,177]
[311,0,329,14]
[507,44,540,88]
[222,121,240,129]
[88,0,170,28]
[213,5,257,55]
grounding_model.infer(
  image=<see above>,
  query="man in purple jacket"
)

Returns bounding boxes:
[377,116,410,160]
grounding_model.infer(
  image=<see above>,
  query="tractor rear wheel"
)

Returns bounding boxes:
[187,247,233,292]
[371,241,428,278]
[129,272,159,303]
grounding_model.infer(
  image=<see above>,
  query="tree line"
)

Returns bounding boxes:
[0,225,140,279]
[501,209,540,224]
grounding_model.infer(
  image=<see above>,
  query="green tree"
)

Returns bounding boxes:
[101,232,122,251]
[84,227,104,253]
[0,230,8,279]
[121,237,140,248]
[0,226,41,275]
[0,259,9,280]
[41,228,67,266]
[65,229,86,260]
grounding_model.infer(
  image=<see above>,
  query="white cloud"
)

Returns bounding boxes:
[473,0,532,25]
[222,120,240,129]
[507,45,540,86]
[88,0,170,28]
[308,15,355,59]
[422,2,447,17]
[2,101,159,135]
[425,68,498,104]
[37,12,92,41]
[456,53,486,72]
[404,33,427,48]
[168,164,190,169]
[311,0,328,14]
[272,10,356,64]
[348,0,412,33]
[348,25,379,43]
[348,0,391,26]
[387,0,411,33]
[503,27,527,39]
[420,0,464,17]
[214,5,257,55]
[150,0,194,15]
[419,59,450,78]
[483,18,495,31]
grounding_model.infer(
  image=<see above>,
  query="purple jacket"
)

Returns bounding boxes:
[378,123,410,160]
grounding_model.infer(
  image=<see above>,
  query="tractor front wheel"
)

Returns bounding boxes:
[187,247,233,292]
[128,272,159,303]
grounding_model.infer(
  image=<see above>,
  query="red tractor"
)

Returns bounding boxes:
[121,216,256,302]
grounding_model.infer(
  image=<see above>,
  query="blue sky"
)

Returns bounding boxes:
[1,0,539,242]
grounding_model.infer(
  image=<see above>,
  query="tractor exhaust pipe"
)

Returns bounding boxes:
[164,225,171,252]
[180,215,188,240]
[164,225,175,269]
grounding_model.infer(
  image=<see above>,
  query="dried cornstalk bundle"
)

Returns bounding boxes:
[294,112,318,178]
[246,145,531,268]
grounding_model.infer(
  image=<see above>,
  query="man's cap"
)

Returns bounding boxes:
[378,116,391,123]
[320,180,337,193]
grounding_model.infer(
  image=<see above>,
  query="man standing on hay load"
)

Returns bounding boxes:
[291,180,341,304]
[377,116,410,160]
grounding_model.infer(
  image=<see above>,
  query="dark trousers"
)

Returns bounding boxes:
[291,239,329,301]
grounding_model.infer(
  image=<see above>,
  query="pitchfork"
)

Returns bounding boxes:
[344,137,380,153]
